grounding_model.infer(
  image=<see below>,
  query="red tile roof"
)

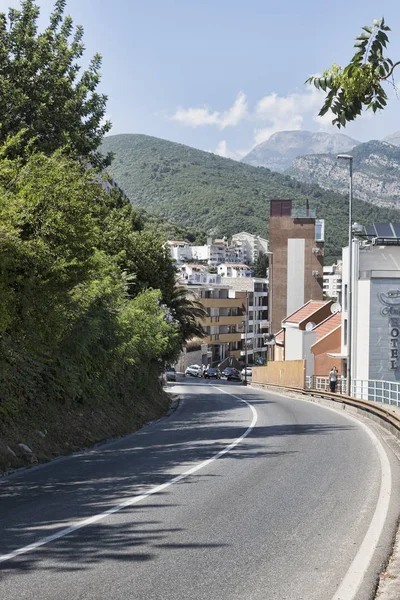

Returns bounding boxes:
[284,300,331,325]
[313,312,342,340]
[275,329,284,344]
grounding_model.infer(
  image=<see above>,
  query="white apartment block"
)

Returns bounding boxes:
[168,232,269,266]
[217,264,252,278]
[323,262,342,300]
[231,232,269,265]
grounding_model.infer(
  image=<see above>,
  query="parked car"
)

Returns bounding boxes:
[241,367,253,378]
[165,367,176,382]
[204,367,221,379]
[185,364,203,377]
[227,368,242,381]
[221,367,238,378]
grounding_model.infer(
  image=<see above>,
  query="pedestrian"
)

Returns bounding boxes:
[329,366,337,392]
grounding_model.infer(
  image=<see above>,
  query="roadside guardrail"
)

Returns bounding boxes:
[251,381,400,441]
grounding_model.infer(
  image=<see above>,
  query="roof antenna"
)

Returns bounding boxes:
[306,197,310,217]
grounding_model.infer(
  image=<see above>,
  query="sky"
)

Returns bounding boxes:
[2,0,400,159]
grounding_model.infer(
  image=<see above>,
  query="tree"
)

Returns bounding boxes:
[307,18,399,127]
[0,0,112,166]
[168,285,207,343]
[253,252,269,278]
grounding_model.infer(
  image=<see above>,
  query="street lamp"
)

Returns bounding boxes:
[337,154,353,395]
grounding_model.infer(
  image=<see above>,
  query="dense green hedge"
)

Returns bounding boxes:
[0,144,181,419]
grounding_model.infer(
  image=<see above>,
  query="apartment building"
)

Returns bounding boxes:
[168,232,269,267]
[323,262,342,299]
[217,263,252,278]
[231,232,269,264]
[269,199,324,335]
[185,280,244,364]
[221,277,269,364]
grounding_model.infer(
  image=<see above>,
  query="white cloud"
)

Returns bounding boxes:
[253,87,327,143]
[213,140,252,161]
[171,92,248,129]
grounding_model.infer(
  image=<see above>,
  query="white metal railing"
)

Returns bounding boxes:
[305,376,400,408]
[306,376,347,395]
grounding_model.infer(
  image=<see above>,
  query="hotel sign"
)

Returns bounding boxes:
[379,290,400,369]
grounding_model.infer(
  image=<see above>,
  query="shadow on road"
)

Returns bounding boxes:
[0,385,354,576]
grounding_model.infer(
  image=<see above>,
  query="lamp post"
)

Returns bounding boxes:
[337,154,353,396]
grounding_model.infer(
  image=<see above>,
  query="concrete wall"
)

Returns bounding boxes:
[175,345,209,372]
[287,238,305,316]
[285,328,304,360]
[252,360,306,388]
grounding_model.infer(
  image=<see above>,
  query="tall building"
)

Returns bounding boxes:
[269,199,324,335]
[221,276,269,364]
[340,223,400,384]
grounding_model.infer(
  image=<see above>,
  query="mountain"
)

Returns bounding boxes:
[286,140,400,207]
[101,133,400,263]
[384,131,400,147]
[241,130,360,171]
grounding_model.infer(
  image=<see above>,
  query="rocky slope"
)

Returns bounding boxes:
[384,131,400,147]
[286,140,400,207]
[101,134,400,263]
[241,130,360,171]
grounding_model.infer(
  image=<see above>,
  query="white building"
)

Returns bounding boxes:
[168,241,192,263]
[340,223,400,385]
[231,232,269,265]
[323,262,342,299]
[168,232,269,266]
[217,263,252,278]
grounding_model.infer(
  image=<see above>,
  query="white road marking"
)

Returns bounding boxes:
[250,385,393,600]
[0,388,257,564]
[330,411,392,600]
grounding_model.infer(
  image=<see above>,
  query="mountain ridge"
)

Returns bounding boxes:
[286,140,400,207]
[102,133,400,263]
[241,130,360,171]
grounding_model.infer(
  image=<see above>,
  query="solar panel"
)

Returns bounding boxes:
[374,223,395,238]
[391,223,400,239]
[364,225,376,237]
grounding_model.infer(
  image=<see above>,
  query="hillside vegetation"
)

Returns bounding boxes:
[102,134,400,263]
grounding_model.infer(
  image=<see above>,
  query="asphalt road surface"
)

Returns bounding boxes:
[0,378,399,600]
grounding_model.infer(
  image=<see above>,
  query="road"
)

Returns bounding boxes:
[0,378,399,600]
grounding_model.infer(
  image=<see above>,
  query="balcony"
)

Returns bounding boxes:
[201,298,243,308]
[202,333,242,344]
[202,316,242,326]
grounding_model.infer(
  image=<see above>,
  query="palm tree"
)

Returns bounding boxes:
[168,285,207,343]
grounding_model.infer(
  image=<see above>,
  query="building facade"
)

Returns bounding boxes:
[269,199,324,335]
[323,262,342,300]
[341,226,400,383]
[168,232,269,267]
[221,277,269,364]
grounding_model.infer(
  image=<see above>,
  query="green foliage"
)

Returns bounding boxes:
[307,18,399,127]
[101,134,400,263]
[0,145,182,418]
[0,0,112,166]
[253,252,269,278]
[168,285,207,343]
